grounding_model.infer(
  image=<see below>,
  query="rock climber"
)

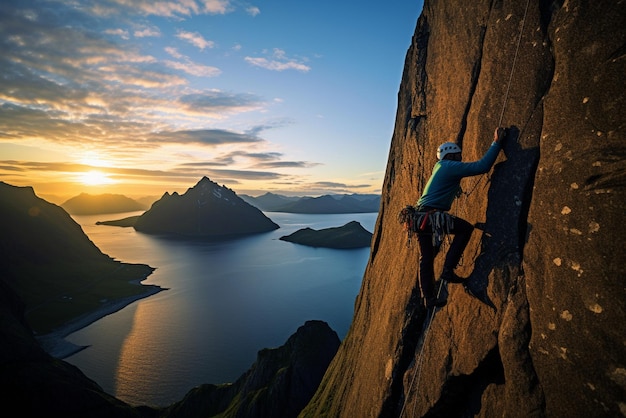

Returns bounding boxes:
[416,127,506,309]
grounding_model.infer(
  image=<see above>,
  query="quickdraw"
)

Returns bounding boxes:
[398,206,454,248]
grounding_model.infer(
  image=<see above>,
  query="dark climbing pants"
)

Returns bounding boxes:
[417,214,474,299]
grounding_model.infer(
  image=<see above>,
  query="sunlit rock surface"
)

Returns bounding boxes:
[301,1,625,417]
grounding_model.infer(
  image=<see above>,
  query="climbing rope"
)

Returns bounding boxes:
[497,0,531,128]
[399,3,532,416]
[461,0,530,202]
[399,280,446,418]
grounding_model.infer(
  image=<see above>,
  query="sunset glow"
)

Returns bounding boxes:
[0,0,421,202]
[79,170,115,186]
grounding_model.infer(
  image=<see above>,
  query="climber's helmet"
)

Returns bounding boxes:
[437,142,462,160]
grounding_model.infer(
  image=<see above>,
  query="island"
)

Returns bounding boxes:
[279,221,373,249]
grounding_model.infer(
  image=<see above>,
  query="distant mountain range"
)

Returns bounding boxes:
[133,177,279,237]
[61,193,147,215]
[240,192,381,213]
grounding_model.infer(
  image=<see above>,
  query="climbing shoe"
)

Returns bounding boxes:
[440,268,465,283]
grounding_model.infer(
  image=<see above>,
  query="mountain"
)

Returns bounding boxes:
[240,192,300,211]
[280,221,373,249]
[241,193,381,213]
[61,193,147,215]
[301,2,625,417]
[0,181,158,335]
[134,177,279,237]
[163,321,339,418]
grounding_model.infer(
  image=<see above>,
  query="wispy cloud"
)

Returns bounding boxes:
[104,28,130,39]
[178,92,265,113]
[246,6,260,17]
[134,26,161,38]
[253,161,319,169]
[245,48,311,72]
[164,60,221,77]
[150,129,263,145]
[176,30,214,50]
[0,159,284,184]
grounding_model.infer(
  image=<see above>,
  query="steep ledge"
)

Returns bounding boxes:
[301,1,624,417]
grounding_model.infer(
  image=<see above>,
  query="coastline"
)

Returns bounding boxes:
[36,283,166,359]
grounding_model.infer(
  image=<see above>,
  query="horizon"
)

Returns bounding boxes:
[0,1,423,202]
[15,177,381,206]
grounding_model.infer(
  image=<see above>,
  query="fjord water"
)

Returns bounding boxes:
[65,211,377,407]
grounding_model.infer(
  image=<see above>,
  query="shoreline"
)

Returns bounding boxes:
[36,283,166,359]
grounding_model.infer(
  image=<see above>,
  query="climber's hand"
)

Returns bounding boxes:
[494,127,506,144]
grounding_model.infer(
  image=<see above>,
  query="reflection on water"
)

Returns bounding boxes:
[65,211,376,407]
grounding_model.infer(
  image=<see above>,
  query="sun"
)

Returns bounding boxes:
[79,170,114,186]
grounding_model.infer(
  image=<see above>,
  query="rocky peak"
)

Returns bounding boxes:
[134,177,279,237]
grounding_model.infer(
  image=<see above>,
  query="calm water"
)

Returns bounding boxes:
[65,211,377,407]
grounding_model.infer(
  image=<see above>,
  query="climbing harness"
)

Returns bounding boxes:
[398,206,454,248]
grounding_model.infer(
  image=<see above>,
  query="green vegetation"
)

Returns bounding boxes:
[21,261,154,334]
[0,182,158,335]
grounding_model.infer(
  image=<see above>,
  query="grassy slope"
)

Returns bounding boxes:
[0,182,155,334]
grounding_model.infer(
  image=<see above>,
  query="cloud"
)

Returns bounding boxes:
[246,6,260,16]
[253,161,319,169]
[245,48,311,72]
[200,0,233,15]
[176,30,214,50]
[134,26,161,38]
[165,47,184,59]
[178,91,264,112]
[164,60,221,77]
[163,46,221,77]
[104,28,130,39]
[0,159,285,183]
[150,129,263,145]
[176,151,319,172]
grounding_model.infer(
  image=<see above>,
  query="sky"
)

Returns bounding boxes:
[0,0,423,203]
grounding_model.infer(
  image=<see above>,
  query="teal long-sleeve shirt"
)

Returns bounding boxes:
[416,141,502,211]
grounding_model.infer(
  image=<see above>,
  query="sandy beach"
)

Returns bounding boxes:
[36,283,166,359]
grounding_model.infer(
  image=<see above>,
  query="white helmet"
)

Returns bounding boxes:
[437,142,461,160]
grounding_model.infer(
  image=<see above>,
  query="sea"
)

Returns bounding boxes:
[64,211,377,407]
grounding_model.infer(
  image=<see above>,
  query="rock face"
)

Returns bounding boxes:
[134,177,279,237]
[301,1,625,417]
[280,221,373,249]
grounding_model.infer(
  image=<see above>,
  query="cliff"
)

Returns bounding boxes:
[134,177,279,237]
[302,1,625,417]
[162,321,339,418]
[0,181,157,335]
